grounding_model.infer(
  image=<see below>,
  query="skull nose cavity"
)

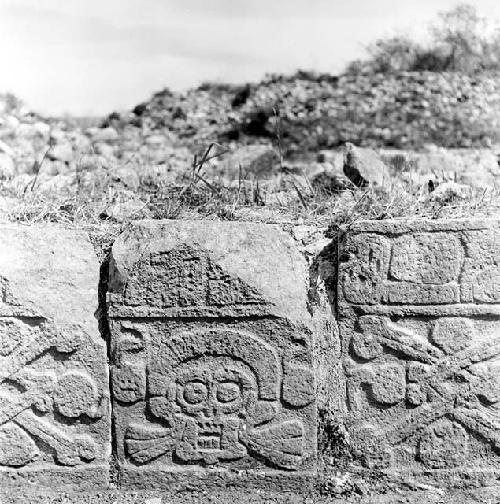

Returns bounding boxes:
[201,406,216,419]
[198,418,221,433]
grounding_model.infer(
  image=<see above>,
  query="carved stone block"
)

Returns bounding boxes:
[108,220,316,488]
[0,225,110,490]
[338,219,500,484]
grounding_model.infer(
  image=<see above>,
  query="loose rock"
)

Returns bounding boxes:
[343,143,390,187]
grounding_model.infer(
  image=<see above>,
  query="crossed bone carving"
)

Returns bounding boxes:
[0,320,100,467]
[114,327,311,471]
[348,316,500,458]
[125,417,304,470]
[0,323,81,381]
[122,367,305,470]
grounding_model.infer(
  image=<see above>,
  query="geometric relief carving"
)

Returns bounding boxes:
[0,226,109,489]
[120,329,308,470]
[108,221,316,486]
[339,219,500,480]
[390,233,464,284]
[0,319,101,466]
[121,246,267,310]
[0,322,103,469]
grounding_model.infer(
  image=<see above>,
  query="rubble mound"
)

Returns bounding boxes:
[110,71,500,155]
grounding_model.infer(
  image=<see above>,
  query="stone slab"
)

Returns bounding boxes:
[338,218,500,485]
[108,220,316,488]
[0,224,110,490]
[7,486,500,504]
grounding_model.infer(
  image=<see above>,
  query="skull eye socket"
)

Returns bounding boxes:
[216,381,241,403]
[183,381,208,405]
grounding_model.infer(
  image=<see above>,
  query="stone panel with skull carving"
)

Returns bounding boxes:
[107,220,317,488]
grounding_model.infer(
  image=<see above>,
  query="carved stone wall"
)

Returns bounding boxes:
[338,219,500,484]
[107,220,317,488]
[0,225,110,490]
[3,217,500,496]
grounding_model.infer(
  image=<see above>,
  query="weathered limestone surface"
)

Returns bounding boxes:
[6,216,500,498]
[338,219,500,485]
[108,220,317,489]
[0,225,110,490]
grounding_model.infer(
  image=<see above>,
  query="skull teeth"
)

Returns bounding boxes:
[197,421,222,450]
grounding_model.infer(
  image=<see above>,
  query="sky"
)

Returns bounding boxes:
[1,0,500,116]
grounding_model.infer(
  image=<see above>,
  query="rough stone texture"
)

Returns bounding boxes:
[4,486,500,504]
[220,145,280,178]
[108,220,317,489]
[0,225,110,491]
[338,218,500,486]
[343,143,390,187]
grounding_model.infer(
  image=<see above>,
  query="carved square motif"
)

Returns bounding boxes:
[339,219,500,483]
[108,221,317,488]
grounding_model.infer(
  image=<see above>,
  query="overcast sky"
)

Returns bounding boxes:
[1,0,500,116]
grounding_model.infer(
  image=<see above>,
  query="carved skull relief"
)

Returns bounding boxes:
[117,327,313,471]
[108,221,317,482]
[157,358,253,463]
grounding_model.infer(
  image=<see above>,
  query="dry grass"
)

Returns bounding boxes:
[2,143,500,239]
[328,184,500,228]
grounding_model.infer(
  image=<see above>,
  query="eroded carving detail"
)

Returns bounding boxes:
[109,223,316,479]
[123,247,267,309]
[347,315,500,469]
[0,315,103,469]
[341,231,468,305]
[117,329,310,470]
[339,222,500,477]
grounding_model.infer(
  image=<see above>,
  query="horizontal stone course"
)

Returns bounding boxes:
[2,217,500,496]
